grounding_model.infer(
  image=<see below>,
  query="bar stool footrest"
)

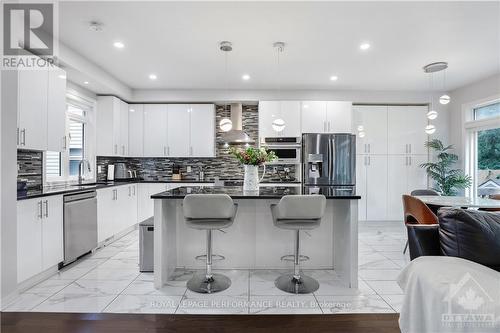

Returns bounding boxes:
[195,254,225,262]
[280,254,310,262]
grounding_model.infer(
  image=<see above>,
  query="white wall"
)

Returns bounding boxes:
[448,73,500,167]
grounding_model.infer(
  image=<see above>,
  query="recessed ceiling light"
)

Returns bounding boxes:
[113,41,125,49]
[149,74,157,80]
[58,74,66,79]
[330,75,338,81]
[83,81,89,85]
[360,43,371,51]
[242,74,250,81]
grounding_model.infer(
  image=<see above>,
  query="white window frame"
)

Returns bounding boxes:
[45,90,96,185]
[463,96,500,197]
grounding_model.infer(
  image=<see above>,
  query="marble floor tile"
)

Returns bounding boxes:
[2,293,52,311]
[176,294,248,314]
[63,279,132,295]
[79,267,140,282]
[380,294,405,312]
[32,292,116,313]
[391,259,410,268]
[249,295,321,314]
[249,270,292,296]
[122,279,186,296]
[379,251,409,260]
[136,272,154,281]
[88,247,122,259]
[23,279,73,295]
[358,259,401,270]
[111,251,139,260]
[316,294,395,314]
[69,258,108,270]
[314,278,375,296]
[98,258,139,270]
[48,266,94,280]
[359,269,402,281]
[104,295,182,314]
[365,280,404,295]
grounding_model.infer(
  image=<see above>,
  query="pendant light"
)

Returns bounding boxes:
[439,67,450,105]
[272,42,286,133]
[219,41,233,132]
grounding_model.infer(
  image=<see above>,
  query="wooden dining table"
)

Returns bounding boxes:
[416,195,500,209]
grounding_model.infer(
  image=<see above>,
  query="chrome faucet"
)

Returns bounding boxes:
[78,159,92,184]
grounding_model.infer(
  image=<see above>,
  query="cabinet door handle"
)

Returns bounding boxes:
[405,156,408,166]
[17,128,19,145]
[163,146,167,156]
[37,201,43,219]
[21,128,26,145]
[122,145,125,155]
[190,146,193,156]
[405,144,408,154]
[409,156,412,166]
[409,144,412,154]
[44,200,49,218]
[114,144,118,154]
[63,135,67,150]
[368,144,371,154]
[327,121,330,132]
[167,146,170,155]
[133,186,136,196]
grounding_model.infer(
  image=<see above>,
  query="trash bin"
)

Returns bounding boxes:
[139,218,154,272]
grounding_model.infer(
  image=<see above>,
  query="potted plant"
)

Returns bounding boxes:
[420,139,472,196]
[229,147,277,191]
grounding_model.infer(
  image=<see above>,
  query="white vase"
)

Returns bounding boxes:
[243,164,266,192]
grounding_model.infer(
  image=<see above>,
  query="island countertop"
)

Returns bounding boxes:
[151,185,361,199]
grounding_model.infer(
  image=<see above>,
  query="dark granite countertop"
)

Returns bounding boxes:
[151,186,361,200]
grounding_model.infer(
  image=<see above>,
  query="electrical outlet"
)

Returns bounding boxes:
[187,166,192,173]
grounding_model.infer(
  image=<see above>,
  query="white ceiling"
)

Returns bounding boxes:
[59,1,500,92]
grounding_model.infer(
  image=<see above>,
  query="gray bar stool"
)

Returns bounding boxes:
[270,195,326,294]
[183,194,238,293]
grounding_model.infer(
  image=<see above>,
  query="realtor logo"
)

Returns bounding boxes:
[3,3,54,56]
[441,272,497,329]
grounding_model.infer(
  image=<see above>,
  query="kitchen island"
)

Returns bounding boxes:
[152,186,361,290]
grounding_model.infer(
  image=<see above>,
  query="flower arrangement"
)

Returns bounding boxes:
[229,147,277,166]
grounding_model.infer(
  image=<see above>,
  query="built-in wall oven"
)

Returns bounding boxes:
[262,137,301,164]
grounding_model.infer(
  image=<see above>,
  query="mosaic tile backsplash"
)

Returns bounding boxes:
[17,150,43,190]
[97,104,297,182]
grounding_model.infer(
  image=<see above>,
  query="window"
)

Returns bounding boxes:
[474,102,500,120]
[45,95,93,183]
[465,99,500,197]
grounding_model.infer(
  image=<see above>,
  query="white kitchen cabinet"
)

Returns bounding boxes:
[301,101,327,133]
[167,104,191,157]
[119,100,129,156]
[97,185,138,243]
[361,155,388,221]
[353,106,388,155]
[388,106,428,155]
[143,104,168,157]
[97,187,115,242]
[326,101,352,133]
[128,104,144,157]
[259,101,301,140]
[47,67,67,152]
[17,69,48,150]
[190,104,215,157]
[41,196,64,270]
[17,195,63,283]
[356,155,368,221]
[387,155,429,220]
[137,183,151,223]
[96,96,129,156]
[17,198,43,283]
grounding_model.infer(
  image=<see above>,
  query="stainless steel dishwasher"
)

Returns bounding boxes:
[63,190,98,265]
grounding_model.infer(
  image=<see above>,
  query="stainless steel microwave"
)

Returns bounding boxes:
[262,137,301,164]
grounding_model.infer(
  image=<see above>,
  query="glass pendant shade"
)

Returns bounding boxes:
[425,125,436,134]
[272,118,285,132]
[219,118,232,132]
[427,110,438,120]
[439,95,450,105]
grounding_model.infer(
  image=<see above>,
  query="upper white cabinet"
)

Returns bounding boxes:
[16,67,67,152]
[17,195,63,283]
[353,105,388,155]
[96,96,129,156]
[300,101,352,134]
[326,101,352,133]
[167,104,191,157]
[47,67,67,152]
[259,101,301,139]
[190,104,215,157]
[143,104,168,157]
[128,104,144,157]
[301,101,327,133]
[388,106,428,155]
[18,70,48,151]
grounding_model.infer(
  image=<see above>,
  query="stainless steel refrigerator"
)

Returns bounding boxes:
[302,133,356,187]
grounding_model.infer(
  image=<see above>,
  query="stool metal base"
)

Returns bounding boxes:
[275,274,319,294]
[187,273,231,294]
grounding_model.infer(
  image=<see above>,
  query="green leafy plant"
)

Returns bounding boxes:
[420,139,472,196]
[229,147,277,166]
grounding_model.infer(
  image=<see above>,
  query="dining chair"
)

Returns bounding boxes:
[402,194,439,254]
[410,189,440,196]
